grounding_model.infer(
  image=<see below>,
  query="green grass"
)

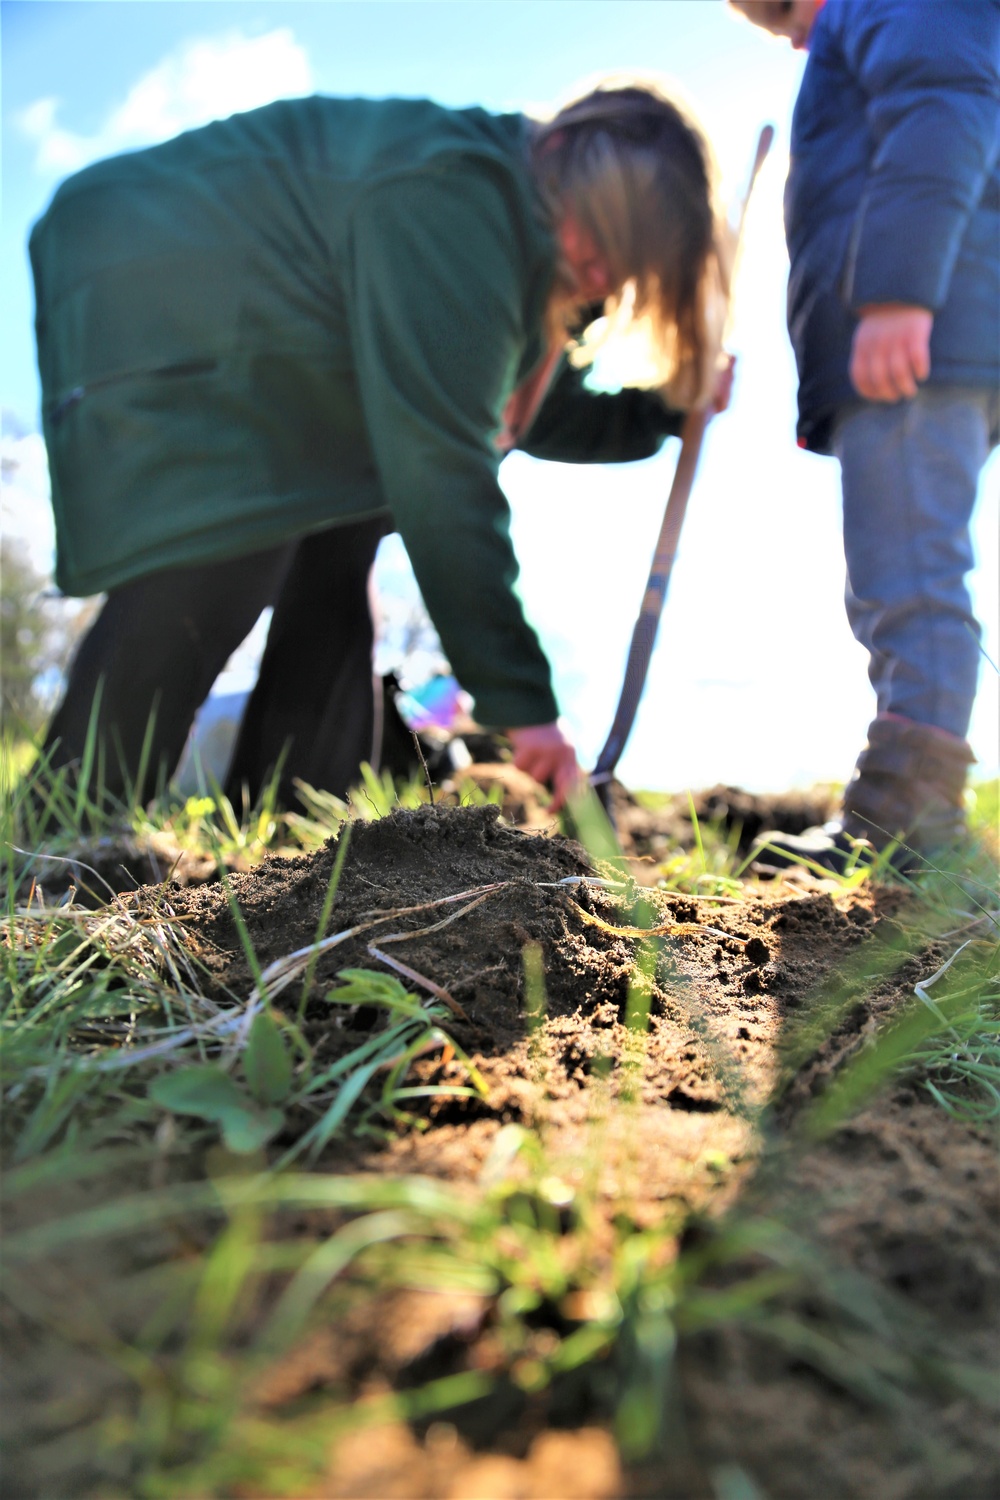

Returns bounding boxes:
[3,744,998,1497]
[4,726,505,896]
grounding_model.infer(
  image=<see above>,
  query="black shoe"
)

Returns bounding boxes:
[750,822,881,876]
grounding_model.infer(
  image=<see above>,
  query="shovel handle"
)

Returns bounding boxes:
[590,124,774,808]
[590,404,708,792]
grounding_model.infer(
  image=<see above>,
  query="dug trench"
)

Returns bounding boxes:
[140,801,999,1500]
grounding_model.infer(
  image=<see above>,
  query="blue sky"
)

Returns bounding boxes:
[2,1,997,790]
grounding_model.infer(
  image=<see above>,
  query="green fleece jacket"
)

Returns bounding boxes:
[30,95,678,728]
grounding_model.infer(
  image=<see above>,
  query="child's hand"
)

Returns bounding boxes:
[850,305,933,403]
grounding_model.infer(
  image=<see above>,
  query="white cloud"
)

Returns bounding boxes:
[18,28,314,175]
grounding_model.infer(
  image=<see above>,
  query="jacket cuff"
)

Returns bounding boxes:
[469,684,560,732]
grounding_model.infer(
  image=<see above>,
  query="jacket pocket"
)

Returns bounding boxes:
[37,249,241,400]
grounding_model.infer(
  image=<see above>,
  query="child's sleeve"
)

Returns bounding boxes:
[841,0,1000,314]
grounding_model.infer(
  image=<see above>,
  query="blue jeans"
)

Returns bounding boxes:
[833,386,998,741]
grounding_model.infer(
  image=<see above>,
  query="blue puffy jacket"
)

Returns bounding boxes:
[785,0,1000,453]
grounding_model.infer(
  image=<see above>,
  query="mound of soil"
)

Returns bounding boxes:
[611,780,839,867]
[149,804,999,1499]
[448,773,839,871]
[27,776,839,905]
[168,803,770,1207]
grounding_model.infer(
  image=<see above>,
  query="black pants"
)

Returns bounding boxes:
[43,518,390,809]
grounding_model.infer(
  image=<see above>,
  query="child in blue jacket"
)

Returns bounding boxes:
[731,0,999,869]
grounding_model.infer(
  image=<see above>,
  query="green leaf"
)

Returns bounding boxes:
[294,1056,384,1162]
[243,1011,293,1105]
[14,1071,96,1162]
[301,1020,416,1096]
[149,1065,283,1153]
[325,969,412,1007]
[357,761,396,817]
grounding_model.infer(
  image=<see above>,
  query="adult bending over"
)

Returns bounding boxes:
[31,82,728,813]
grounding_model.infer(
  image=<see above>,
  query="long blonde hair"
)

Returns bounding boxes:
[531,80,731,407]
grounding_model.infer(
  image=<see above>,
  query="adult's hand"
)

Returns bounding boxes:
[710,352,736,415]
[850,305,933,403]
[507,722,582,812]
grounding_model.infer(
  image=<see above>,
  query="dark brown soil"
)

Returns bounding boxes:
[147,803,999,1500]
[610,779,839,866]
[8,802,996,1499]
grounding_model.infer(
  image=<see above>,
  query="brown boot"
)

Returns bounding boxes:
[753,717,974,874]
[842,716,975,855]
